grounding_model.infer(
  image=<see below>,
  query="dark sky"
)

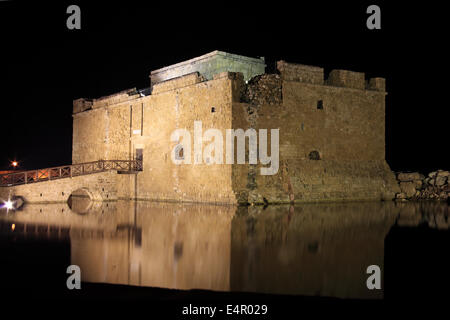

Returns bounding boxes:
[0,1,448,173]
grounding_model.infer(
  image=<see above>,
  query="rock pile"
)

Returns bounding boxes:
[241,74,282,106]
[395,170,450,201]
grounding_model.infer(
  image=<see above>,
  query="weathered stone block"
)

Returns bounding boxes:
[277,60,324,85]
[73,98,93,114]
[437,170,450,177]
[397,172,424,182]
[399,181,417,198]
[436,176,447,186]
[327,69,365,90]
[367,77,386,92]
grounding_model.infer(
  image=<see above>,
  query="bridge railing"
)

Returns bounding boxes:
[0,159,142,187]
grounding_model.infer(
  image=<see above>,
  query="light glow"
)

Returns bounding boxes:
[11,161,18,167]
[3,200,14,210]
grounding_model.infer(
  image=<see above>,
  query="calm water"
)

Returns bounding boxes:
[0,199,449,301]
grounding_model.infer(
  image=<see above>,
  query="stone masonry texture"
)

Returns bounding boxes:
[2,51,400,204]
[0,171,119,203]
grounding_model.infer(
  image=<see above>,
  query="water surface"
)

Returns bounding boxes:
[1,199,448,300]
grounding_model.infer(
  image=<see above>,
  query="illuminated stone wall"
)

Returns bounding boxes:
[73,71,237,204]
[231,61,399,203]
[0,171,118,203]
[70,53,400,204]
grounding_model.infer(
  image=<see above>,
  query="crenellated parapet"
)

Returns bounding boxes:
[277,60,324,85]
[327,69,366,90]
[276,60,385,92]
[367,77,386,92]
[73,98,93,114]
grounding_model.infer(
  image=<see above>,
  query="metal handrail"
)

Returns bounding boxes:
[0,159,142,187]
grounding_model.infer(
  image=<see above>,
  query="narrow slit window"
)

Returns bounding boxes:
[317,100,323,110]
[309,151,321,160]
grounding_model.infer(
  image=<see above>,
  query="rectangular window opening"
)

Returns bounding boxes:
[317,100,323,110]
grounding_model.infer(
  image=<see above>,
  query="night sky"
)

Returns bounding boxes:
[0,1,448,173]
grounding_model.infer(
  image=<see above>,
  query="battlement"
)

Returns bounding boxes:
[326,69,365,90]
[277,60,385,92]
[367,77,386,91]
[73,53,386,116]
[277,61,324,85]
[73,98,93,114]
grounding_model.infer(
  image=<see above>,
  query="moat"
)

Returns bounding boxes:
[0,200,449,302]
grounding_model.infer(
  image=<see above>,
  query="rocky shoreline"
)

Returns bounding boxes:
[395,170,449,201]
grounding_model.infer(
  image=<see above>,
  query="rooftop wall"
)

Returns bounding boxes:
[276,60,386,92]
[151,72,206,94]
[327,69,365,90]
[367,77,386,91]
[277,61,324,85]
[91,88,140,109]
[73,88,140,114]
[73,98,93,114]
[150,50,266,85]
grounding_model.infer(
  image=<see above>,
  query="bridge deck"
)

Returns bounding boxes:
[0,160,142,187]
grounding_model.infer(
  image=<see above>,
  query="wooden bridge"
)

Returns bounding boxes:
[0,160,142,187]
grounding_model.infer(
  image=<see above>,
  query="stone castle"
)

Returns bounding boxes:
[71,50,399,204]
[1,51,400,205]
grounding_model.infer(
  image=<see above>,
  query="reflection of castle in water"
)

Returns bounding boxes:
[1,200,448,299]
